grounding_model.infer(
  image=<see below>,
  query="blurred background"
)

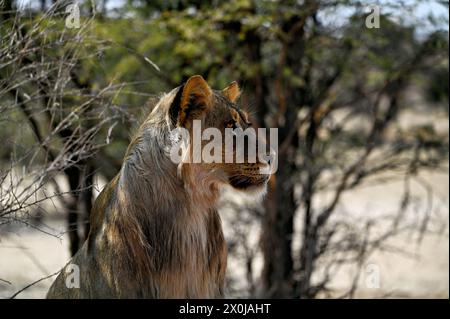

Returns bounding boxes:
[0,0,448,298]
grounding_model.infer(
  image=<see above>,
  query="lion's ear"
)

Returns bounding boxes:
[170,75,212,127]
[222,81,241,103]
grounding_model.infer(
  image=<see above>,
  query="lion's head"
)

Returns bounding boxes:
[165,75,275,194]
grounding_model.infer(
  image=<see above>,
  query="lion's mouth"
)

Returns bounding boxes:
[228,174,269,189]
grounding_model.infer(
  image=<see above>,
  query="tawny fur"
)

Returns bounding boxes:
[47,77,268,299]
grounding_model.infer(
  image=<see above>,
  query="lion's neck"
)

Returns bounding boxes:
[119,123,220,215]
[94,123,225,297]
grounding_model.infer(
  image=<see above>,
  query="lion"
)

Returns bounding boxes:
[47,75,272,298]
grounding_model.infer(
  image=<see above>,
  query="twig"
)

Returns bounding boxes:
[9,270,60,299]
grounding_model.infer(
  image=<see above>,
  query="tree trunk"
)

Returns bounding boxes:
[81,163,94,241]
[65,165,82,256]
[261,157,296,297]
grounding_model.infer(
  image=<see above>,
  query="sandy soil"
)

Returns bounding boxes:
[0,217,70,298]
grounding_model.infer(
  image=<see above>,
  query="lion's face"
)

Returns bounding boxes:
[168,75,274,193]
[204,93,272,191]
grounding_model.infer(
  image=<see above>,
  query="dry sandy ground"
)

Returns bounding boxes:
[320,170,448,298]
[0,218,70,298]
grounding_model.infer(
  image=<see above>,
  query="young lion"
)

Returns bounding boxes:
[47,75,272,298]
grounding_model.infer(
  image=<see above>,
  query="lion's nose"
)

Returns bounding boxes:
[266,148,277,166]
[259,146,277,172]
[269,148,277,160]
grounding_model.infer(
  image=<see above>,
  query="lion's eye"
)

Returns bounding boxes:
[226,121,237,129]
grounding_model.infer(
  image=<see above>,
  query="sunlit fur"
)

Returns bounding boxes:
[47,77,269,298]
